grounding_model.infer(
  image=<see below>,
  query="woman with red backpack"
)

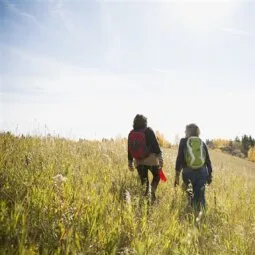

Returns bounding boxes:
[128,114,163,203]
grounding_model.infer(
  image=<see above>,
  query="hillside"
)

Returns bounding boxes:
[210,150,255,177]
[0,133,255,254]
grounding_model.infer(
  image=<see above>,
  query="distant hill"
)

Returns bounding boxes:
[206,136,255,162]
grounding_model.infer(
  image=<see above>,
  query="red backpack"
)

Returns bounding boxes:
[128,129,149,160]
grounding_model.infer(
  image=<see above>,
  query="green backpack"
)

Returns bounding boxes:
[185,137,206,169]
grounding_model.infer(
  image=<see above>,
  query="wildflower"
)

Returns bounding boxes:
[196,210,203,223]
[53,174,67,185]
[125,190,131,205]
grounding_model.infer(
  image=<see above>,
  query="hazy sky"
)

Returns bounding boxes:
[1,0,255,142]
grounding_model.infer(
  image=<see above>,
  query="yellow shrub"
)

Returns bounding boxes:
[155,130,171,148]
[248,147,255,162]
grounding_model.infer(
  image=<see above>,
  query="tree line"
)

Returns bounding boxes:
[206,135,255,162]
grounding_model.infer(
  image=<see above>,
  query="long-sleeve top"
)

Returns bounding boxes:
[128,127,162,162]
[175,138,212,174]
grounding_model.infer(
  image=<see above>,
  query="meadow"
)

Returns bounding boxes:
[0,132,255,254]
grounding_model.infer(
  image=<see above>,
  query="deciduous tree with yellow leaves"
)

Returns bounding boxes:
[248,147,255,162]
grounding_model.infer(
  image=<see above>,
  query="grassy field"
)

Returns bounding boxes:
[0,132,255,254]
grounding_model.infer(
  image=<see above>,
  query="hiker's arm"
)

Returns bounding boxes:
[204,144,212,174]
[128,152,134,171]
[175,138,185,173]
[174,139,185,186]
[128,151,133,163]
[204,144,212,184]
[127,132,134,169]
[127,147,134,171]
[128,137,133,166]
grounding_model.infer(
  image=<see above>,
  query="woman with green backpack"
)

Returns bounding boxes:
[174,124,212,210]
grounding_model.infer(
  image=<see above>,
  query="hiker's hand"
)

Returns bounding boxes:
[174,178,179,187]
[207,174,212,185]
[174,172,180,187]
[159,159,163,168]
[158,154,163,168]
[128,164,134,171]
[128,161,134,171]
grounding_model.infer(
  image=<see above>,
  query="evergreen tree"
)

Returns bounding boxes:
[235,136,240,143]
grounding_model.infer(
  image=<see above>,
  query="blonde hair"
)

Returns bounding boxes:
[185,123,200,138]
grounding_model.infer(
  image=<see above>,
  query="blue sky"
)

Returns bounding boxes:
[1,0,255,142]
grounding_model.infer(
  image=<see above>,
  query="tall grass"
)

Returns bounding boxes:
[0,132,254,254]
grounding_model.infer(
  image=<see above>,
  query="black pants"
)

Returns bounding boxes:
[136,165,160,199]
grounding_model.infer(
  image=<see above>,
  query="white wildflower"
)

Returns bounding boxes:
[53,174,67,185]
[125,190,131,205]
[196,210,203,223]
